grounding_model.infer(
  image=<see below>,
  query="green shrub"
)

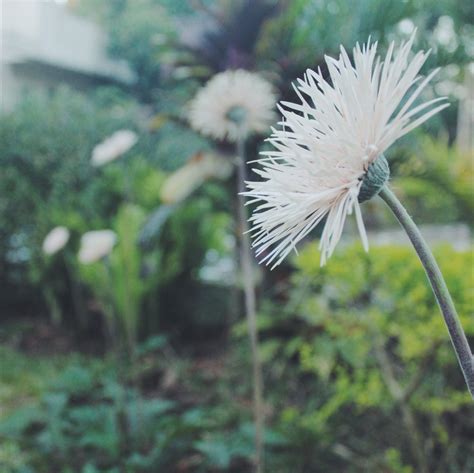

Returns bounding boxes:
[78,203,158,354]
[0,87,227,339]
[0,343,257,473]
[2,243,473,472]
[0,87,141,315]
[393,136,474,224]
[255,243,474,472]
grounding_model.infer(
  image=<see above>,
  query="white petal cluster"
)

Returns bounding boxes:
[245,33,448,268]
[78,230,117,264]
[91,130,138,167]
[189,69,276,142]
[42,226,70,255]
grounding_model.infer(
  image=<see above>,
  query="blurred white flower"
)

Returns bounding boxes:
[245,32,448,268]
[91,130,138,167]
[160,152,233,204]
[42,226,70,255]
[78,230,117,264]
[189,69,276,142]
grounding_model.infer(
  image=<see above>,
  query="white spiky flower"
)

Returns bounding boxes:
[188,69,277,142]
[78,230,117,264]
[245,32,448,268]
[91,130,138,167]
[42,226,70,255]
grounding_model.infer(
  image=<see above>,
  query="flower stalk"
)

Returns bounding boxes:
[236,135,265,473]
[379,185,474,397]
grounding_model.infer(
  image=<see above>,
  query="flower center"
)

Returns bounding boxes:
[358,154,390,203]
[226,105,248,125]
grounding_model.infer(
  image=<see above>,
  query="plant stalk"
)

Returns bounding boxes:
[379,185,474,398]
[236,135,265,473]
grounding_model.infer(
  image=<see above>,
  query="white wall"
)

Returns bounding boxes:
[0,0,134,110]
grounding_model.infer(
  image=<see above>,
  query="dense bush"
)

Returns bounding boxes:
[1,244,472,472]
[0,87,140,315]
[393,136,474,224]
[254,243,474,472]
[0,88,231,340]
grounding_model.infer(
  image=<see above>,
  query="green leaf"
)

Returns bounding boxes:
[194,438,232,468]
[138,204,175,250]
[0,406,44,437]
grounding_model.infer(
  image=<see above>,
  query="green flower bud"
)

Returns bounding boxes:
[358,154,390,203]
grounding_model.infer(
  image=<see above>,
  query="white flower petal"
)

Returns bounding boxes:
[91,130,138,167]
[43,226,70,255]
[78,230,117,264]
[188,69,277,142]
[244,32,448,267]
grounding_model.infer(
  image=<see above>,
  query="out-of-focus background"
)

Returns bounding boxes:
[0,1,473,472]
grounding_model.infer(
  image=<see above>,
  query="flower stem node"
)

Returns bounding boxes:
[358,154,390,203]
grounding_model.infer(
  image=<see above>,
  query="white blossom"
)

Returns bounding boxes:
[245,32,448,268]
[189,69,276,142]
[42,226,70,255]
[160,152,233,204]
[78,230,117,264]
[91,130,138,167]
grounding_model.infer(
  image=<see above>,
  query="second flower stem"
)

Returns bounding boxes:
[236,136,265,473]
[379,185,474,398]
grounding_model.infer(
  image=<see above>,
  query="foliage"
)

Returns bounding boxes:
[78,204,155,354]
[250,243,474,472]
[154,189,234,336]
[0,86,230,340]
[2,243,473,472]
[0,87,142,314]
[86,0,471,140]
[392,136,474,224]
[0,342,258,473]
[0,345,175,472]
[104,0,178,102]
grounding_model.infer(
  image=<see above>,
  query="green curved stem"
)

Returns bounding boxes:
[379,185,474,398]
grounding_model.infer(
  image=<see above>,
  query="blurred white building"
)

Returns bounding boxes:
[0,0,134,111]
